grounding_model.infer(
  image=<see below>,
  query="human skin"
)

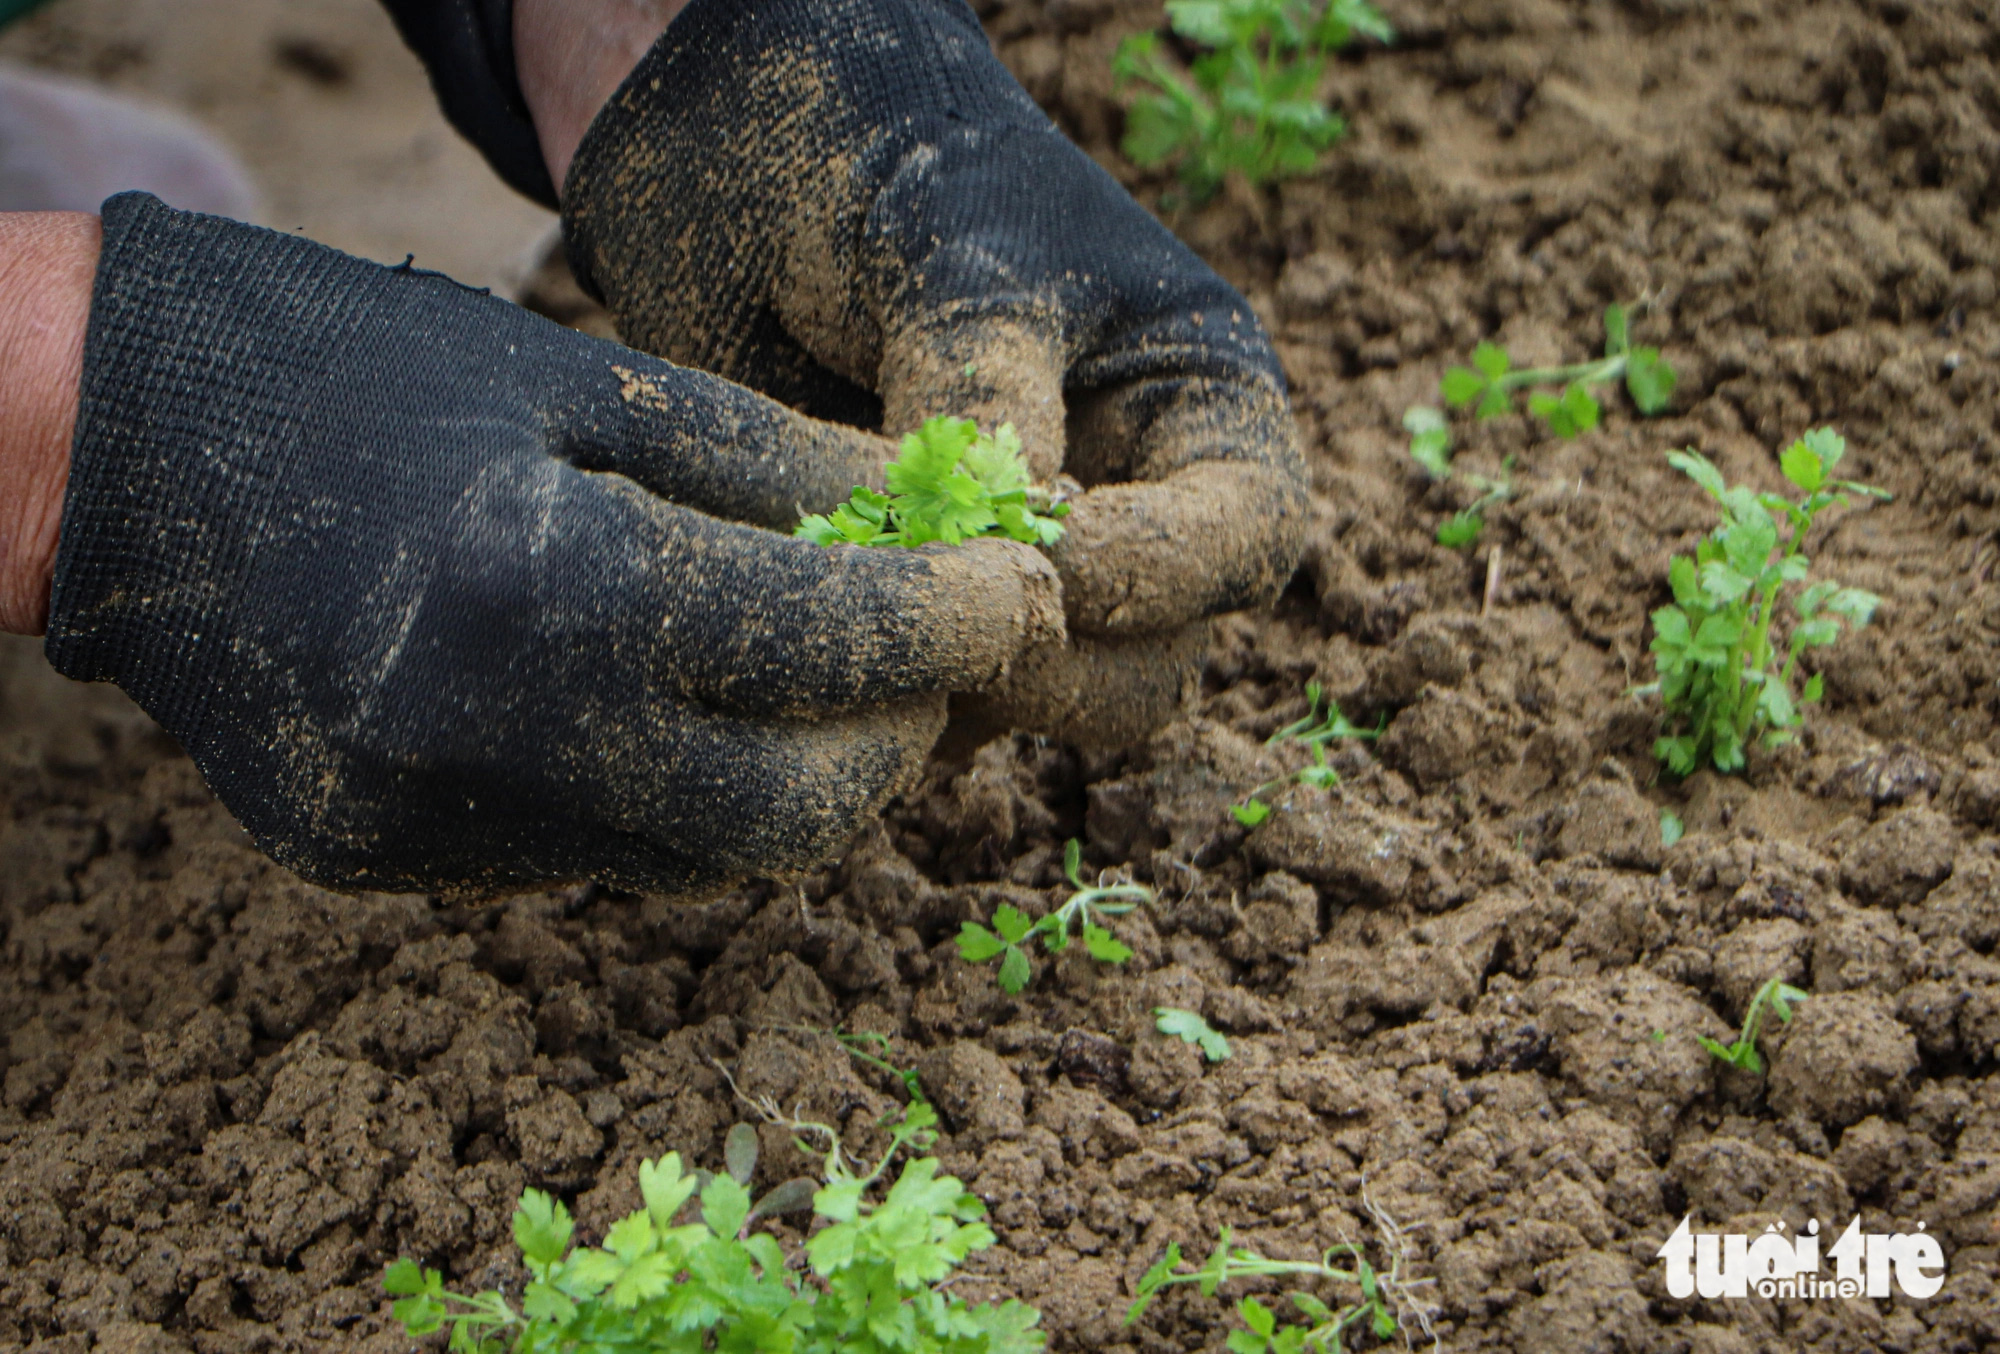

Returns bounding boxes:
[514,0,689,191]
[0,210,96,636]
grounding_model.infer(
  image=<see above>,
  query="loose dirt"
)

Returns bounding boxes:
[4,0,1999,1351]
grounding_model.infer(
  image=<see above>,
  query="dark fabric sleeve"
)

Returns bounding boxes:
[376,0,559,208]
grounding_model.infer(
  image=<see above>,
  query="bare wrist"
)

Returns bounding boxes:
[515,0,690,193]
[0,212,98,636]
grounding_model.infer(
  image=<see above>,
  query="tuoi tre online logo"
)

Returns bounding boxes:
[1658,1216,1946,1301]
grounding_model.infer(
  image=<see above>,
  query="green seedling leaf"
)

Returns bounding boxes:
[1233,798,1272,827]
[1437,510,1484,548]
[747,1177,819,1222]
[798,415,1064,550]
[725,1122,760,1186]
[1404,404,1452,477]
[1083,923,1133,964]
[514,1189,572,1268]
[992,904,1033,945]
[1156,1007,1232,1062]
[1472,340,1511,381]
[1801,425,1846,470]
[639,1153,697,1229]
[1440,366,1488,407]
[997,946,1033,994]
[1660,810,1684,848]
[1625,347,1676,413]
[383,1258,431,1297]
[1780,436,1824,493]
[956,922,1006,963]
[1527,380,1600,438]
[1603,302,1630,355]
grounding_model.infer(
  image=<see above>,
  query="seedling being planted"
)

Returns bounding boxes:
[1128,1206,1438,1354]
[1643,428,1887,775]
[957,839,1151,993]
[1113,0,1394,203]
[1406,304,1676,546]
[1699,977,1808,1075]
[797,415,1067,548]
[1155,1006,1232,1062]
[385,1100,1044,1354]
[1233,681,1383,825]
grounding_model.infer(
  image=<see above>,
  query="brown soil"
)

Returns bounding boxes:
[5,0,2000,1351]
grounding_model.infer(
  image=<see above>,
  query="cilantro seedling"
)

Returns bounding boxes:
[1128,1214,1438,1354]
[957,840,1151,993]
[386,1099,1044,1354]
[1113,0,1394,203]
[1406,304,1676,545]
[832,1028,929,1106]
[1431,456,1515,550]
[797,415,1068,549]
[1698,977,1808,1076]
[1232,681,1383,824]
[1155,1006,1232,1061]
[1642,428,1887,775]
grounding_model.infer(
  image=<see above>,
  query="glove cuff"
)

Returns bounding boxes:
[45,193,376,755]
[379,0,557,208]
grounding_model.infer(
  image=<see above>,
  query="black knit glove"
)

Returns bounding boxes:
[549,0,1308,748]
[46,193,1061,898]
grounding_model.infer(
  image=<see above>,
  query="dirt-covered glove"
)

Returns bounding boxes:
[546,0,1307,747]
[46,192,1061,898]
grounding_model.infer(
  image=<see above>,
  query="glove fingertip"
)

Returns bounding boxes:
[911,537,1067,691]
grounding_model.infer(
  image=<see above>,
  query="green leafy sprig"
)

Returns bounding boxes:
[1643,428,1887,775]
[1127,1221,1436,1354]
[385,1101,1044,1354]
[1406,305,1677,546]
[797,416,1068,549]
[1697,977,1808,1076]
[1113,0,1394,203]
[1232,681,1384,826]
[957,840,1151,993]
[1155,1007,1232,1062]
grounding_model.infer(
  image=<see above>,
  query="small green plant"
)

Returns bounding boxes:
[1113,0,1393,202]
[1155,1006,1232,1062]
[1644,428,1887,775]
[1127,1208,1437,1354]
[1659,810,1685,848]
[385,1100,1043,1354]
[1406,304,1676,546]
[831,1029,928,1106]
[957,840,1151,993]
[1430,454,1515,550]
[797,416,1068,549]
[1698,977,1808,1075]
[771,1024,930,1106]
[1232,682,1383,825]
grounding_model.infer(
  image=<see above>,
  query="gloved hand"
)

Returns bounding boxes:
[383,0,1308,748]
[47,192,1062,898]
[565,0,1306,746]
